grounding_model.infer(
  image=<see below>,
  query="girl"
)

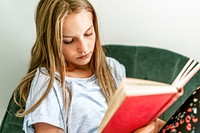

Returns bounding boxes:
[14,0,165,132]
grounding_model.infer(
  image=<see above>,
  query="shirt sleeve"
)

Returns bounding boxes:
[23,68,66,133]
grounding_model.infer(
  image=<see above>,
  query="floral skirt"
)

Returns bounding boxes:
[160,86,200,133]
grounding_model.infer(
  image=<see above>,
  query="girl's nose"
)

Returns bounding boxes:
[77,39,87,53]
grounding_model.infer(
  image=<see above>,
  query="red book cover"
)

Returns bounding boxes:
[99,59,199,133]
[100,90,181,133]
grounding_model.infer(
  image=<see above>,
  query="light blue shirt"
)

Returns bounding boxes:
[23,57,126,133]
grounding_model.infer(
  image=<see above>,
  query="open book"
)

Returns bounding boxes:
[99,58,200,133]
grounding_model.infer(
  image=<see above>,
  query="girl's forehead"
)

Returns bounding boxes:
[62,11,93,35]
[64,10,92,20]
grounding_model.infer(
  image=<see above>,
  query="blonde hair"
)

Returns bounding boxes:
[14,0,117,118]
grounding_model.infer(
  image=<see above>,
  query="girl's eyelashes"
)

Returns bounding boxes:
[84,32,93,36]
[63,29,93,44]
[63,39,74,44]
[84,27,94,36]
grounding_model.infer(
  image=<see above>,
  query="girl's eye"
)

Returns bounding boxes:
[63,39,74,44]
[85,31,93,36]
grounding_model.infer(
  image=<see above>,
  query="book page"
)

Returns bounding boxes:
[172,59,200,89]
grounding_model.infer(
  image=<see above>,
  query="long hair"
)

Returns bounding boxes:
[14,0,116,118]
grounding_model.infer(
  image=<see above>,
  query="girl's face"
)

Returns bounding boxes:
[62,11,96,69]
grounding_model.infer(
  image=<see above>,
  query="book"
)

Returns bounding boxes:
[99,58,200,133]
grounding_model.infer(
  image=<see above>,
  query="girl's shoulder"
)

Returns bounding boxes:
[31,67,51,81]
[28,68,51,98]
[30,67,62,96]
[31,67,50,87]
[106,57,123,68]
[106,57,125,70]
[33,67,59,82]
[106,57,126,85]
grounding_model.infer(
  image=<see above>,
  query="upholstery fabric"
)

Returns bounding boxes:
[0,96,24,133]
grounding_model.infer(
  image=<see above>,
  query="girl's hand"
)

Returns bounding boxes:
[133,118,166,133]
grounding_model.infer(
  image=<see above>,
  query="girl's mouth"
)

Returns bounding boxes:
[77,52,91,60]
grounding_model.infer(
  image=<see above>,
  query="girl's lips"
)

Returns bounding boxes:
[77,52,91,60]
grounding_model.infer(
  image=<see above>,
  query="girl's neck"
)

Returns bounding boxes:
[66,64,93,78]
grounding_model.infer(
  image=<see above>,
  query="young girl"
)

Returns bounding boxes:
[14,0,165,132]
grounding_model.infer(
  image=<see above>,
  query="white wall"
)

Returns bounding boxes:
[1,0,200,123]
[0,0,38,123]
[97,0,200,60]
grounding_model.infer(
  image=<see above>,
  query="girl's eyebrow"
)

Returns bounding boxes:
[85,25,93,32]
[63,25,93,38]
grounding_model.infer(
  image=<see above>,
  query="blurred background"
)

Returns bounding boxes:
[0,0,200,123]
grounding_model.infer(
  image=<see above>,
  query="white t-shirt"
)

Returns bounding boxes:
[23,57,126,133]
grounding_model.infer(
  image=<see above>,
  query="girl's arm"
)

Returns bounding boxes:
[34,123,64,133]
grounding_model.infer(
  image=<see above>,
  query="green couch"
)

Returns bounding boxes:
[1,45,200,132]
